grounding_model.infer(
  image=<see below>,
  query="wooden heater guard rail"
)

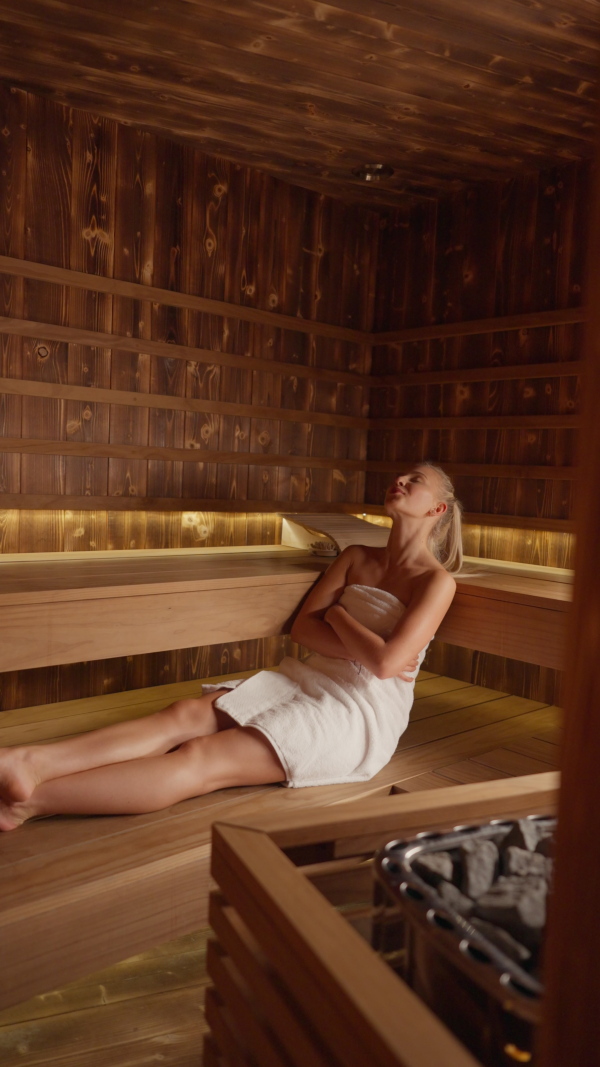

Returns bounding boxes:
[206,773,559,1067]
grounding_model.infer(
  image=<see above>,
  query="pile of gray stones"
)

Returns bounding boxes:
[412,819,554,976]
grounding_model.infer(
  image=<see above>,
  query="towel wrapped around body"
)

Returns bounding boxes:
[203,583,429,788]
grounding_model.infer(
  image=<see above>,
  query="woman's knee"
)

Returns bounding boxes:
[161,696,211,731]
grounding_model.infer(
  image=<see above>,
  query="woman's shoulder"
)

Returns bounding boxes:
[338,543,383,565]
[410,564,456,599]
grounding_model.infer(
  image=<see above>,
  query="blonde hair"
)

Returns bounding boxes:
[420,462,464,575]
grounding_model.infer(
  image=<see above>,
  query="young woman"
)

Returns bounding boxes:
[0,462,462,830]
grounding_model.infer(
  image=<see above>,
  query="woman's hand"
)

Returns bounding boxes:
[324,603,344,626]
[325,604,419,681]
[397,654,420,682]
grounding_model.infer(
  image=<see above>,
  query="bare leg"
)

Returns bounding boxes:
[0,691,233,804]
[0,726,287,830]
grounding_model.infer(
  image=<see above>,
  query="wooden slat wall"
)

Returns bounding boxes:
[367,163,586,702]
[368,165,586,523]
[0,85,378,511]
[0,84,378,710]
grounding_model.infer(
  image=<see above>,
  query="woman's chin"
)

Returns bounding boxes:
[383,497,402,516]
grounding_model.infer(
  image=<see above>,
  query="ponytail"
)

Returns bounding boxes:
[421,462,464,575]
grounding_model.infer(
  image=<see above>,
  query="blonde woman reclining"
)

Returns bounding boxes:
[0,462,462,830]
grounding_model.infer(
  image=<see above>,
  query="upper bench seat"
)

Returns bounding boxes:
[0,546,571,673]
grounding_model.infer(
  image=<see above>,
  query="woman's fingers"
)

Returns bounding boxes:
[398,657,419,681]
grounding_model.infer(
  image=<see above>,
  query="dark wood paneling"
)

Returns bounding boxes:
[66,109,116,498]
[368,163,586,527]
[0,92,377,509]
[0,1,596,205]
[21,94,72,496]
[0,89,379,709]
[369,161,585,700]
[0,86,26,498]
[0,635,299,713]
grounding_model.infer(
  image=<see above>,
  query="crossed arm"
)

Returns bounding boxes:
[290,546,456,681]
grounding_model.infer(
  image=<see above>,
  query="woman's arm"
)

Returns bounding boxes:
[324,569,456,679]
[290,546,359,658]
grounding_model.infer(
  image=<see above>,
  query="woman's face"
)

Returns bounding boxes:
[384,466,444,518]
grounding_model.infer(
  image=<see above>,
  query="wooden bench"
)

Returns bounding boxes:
[0,547,571,672]
[0,669,562,1011]
[0,546,327,672]
[439,558,571,669]
[0,544,568,1012]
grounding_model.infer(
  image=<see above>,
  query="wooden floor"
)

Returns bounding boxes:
[0,670,562,1066]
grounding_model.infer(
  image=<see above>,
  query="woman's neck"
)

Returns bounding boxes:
[382,516,436,572]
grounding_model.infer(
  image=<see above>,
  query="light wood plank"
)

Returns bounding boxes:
[0,929,209,1026]
[0,580,312,671]
[502,736,561,763]
[208,896,332,1067]
[412,676,472,699]
[438,588,567,669]
[411,683,507,720]
[0,986,206,1067]
[431,760,513,785]
[403,694,551,749]
[212,823,481,1067]
[390,771,452,792]
[469,747,559,776]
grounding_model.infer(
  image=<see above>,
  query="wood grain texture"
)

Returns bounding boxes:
[537,124,600,1067]
[0,376,367,429]
[0,500,577,534]
[0,554,568,674]
[376,305,586,345]
[0,87,26,499]
[0,0,596,206]
[376,358,583,387]
[368,163,585,521]
[208,773,558,1065]
[0,95,376,515]
[367,161,585,699]
[0,256,372,344]
[0,671,553,1011]
[0,438,582,483]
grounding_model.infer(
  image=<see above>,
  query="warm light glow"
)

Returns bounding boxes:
[354,514,574,568]
[503,1044,532,1063]
[0,511,283,554]
[0,509,575,568]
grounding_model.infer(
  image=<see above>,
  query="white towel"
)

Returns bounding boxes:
[205,583,428,787]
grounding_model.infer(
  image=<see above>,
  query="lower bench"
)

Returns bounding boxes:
[0,671,561,1011]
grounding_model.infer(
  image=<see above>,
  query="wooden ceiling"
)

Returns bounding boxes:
[0,0,599,206]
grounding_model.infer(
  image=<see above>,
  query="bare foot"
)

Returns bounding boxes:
[0,747,40,804]
[0,797,34,831]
